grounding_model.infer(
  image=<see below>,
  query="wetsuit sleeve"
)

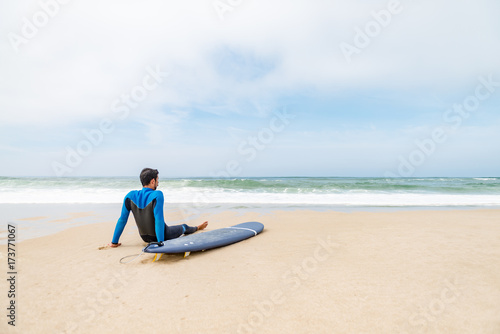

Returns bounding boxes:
[111,194,131,244]
[154,191,166,242]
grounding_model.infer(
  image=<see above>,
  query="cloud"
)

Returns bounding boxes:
[1,0,499,128]
[133,109,190,145]
[1,0,499,176]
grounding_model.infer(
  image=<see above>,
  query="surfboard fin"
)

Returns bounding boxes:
[152,253,163,262]
[184,252,191,258]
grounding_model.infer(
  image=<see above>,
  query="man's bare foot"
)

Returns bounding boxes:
[197,221,208,231]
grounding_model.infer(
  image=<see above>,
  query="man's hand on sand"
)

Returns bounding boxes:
[197,221,208,231]
[109,242,121,248]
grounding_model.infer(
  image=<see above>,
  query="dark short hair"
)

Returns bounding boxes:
[140,168,159,186]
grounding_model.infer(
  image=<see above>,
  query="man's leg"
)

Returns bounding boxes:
[182,221,209,235]
[182,224,197,235]
[164,221,208,240]
[164,224,184,241]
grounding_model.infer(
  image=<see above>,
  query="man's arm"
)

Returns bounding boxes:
[110,194,132,245]
[153,191,166,243]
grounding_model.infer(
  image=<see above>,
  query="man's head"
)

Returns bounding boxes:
[140,168,159,189]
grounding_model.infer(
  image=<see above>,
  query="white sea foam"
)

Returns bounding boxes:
[1,187,500,206]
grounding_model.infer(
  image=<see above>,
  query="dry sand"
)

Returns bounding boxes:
[1,209,500,333]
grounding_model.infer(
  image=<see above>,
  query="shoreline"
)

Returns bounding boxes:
[2,203,500,244]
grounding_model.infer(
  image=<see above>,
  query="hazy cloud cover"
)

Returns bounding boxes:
[1,0,499,176]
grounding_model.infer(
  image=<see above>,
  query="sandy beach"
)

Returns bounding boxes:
[1,208,500,333]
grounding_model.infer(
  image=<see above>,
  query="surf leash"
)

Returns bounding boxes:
[120,241,165,264]
[119,250,145,264]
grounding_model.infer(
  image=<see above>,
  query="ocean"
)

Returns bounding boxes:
[1,176,500,208]
[1,176,499,243]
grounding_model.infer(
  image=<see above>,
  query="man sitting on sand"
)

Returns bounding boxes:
[109,168,208,247]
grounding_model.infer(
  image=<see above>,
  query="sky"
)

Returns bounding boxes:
[1,0,499,177]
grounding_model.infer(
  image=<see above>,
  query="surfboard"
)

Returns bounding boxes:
[143,222,264,260]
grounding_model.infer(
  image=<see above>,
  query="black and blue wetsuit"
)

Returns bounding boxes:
[111,187,197,244]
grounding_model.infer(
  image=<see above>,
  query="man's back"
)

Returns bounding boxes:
[125,188,164,209]
[112,187,166,244]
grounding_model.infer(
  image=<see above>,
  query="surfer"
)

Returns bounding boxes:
[109,168,208,247]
